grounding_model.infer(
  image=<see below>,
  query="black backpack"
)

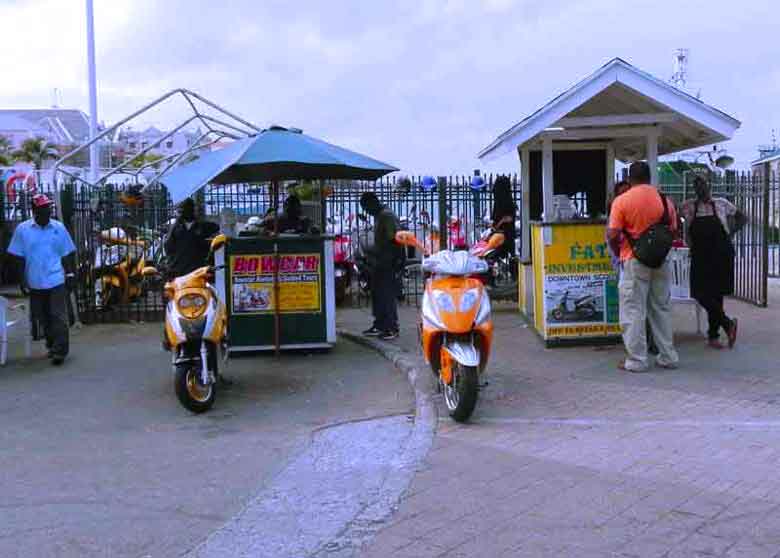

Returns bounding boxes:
[626,192,674,269]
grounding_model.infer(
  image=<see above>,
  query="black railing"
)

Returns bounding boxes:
[4,169,774,323]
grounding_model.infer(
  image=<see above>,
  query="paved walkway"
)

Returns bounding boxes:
[340,283,780,557]
[0,319,414,558]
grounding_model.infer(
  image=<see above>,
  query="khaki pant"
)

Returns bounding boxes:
[619,258,678,371]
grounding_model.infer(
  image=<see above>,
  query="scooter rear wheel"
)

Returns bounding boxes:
[443,363,478,422]
[174,363,216,413]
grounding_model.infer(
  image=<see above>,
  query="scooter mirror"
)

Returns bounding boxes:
[210,234,226,253]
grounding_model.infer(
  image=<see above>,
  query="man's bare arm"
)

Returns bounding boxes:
[606,228,622,260]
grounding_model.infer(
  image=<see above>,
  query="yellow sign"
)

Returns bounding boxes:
[533,223,619,341]
[230,253,321,314]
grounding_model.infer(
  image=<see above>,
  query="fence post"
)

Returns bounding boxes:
[59,181,75,233]
[762,163,770,307]
[437,176,448,251]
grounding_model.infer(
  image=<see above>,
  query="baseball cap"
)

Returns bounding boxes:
[32,194,54,208]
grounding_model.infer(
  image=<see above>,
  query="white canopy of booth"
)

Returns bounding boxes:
[478,58,741,258]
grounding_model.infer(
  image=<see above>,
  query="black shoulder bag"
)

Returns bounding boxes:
[626,192,674,269]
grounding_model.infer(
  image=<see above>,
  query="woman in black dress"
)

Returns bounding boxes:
[682,176,747,349]
[490,175,517,258]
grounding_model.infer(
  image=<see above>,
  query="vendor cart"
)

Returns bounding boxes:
[161,125,397,353]
[213,234,336,352]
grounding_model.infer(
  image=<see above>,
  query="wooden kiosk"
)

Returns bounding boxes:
[478,58,740,345]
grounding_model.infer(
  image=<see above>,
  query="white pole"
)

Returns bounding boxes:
[646,130,659,186]
[542,137,554,221]
[520,147,531,260]
[86,0,99,182]
[606,143,615,210]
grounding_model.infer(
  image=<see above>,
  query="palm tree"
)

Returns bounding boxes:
[128,152,165,170]
[0,135,12,166]
[12,137,59,170]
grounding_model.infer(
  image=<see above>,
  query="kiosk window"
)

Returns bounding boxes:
[529,149,607,220]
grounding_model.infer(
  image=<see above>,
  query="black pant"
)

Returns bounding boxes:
[30,285,69,357]
[695,293,732,340]
[371,267,398,333]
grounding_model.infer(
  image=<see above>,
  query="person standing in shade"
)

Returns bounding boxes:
[681,175,746,349]
[164,198,219,278]
[607,162,679,372]
[7,194,76,365]
[360,192,401,341]
[490,175,517,259]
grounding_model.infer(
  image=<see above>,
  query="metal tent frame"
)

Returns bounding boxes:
[52,89,260,189]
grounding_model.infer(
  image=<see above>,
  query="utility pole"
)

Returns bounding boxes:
[86,0,99,181]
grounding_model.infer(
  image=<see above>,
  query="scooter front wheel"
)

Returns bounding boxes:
[443,363,478,423]
[174,363,216,413]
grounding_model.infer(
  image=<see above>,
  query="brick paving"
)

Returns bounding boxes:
[341,282,780,557]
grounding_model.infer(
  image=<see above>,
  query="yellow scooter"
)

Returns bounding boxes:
[93,227,153,309]
[161,235,227,413]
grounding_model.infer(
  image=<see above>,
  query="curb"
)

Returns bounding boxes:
[338,329,438,444]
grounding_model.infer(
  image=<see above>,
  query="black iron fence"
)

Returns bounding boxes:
[2,170,774,322]
[661,170,778,307]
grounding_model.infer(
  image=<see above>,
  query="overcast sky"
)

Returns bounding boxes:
[2,0,777,174]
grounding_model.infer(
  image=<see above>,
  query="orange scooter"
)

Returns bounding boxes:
[396,232,494,422]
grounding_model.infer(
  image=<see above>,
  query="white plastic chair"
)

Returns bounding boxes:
[0,296,32,366]
[669,248,705,334]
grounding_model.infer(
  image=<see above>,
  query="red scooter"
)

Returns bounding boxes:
[334,232,354,305]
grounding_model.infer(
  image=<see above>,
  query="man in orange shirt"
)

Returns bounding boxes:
[607,162,679,372]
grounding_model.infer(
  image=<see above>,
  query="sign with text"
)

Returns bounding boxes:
[230,253,321,314]
[539,224,619,339]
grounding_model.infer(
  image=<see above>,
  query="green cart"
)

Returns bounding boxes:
[214,234,336,353]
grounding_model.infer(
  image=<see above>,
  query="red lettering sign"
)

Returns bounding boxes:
[233,254,319,275]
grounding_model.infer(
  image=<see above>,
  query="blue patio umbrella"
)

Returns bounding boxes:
[161,126,398,204]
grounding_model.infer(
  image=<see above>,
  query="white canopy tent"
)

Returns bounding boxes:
[478,58,741,258]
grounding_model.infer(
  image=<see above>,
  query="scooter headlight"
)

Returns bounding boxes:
[460,288,480,312]
[178,294,207,318]
[432,289,456,313]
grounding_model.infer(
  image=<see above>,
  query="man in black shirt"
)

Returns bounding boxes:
[264,195,312,234]
[164,198,219,278]
[360,192,401,341]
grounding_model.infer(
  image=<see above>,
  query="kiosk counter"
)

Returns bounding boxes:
[214,234,336,353]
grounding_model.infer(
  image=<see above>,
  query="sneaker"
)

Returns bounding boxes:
[51,355,65,366]
[379,330,399,341]
[362,326,382,337]
[727,318,738,349]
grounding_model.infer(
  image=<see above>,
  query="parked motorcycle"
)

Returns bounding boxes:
[469,229,518,302]
[93,227,156,309]
[333,231,354,305]
[550,290,596,321]
[161,235,227,413]
[396,232,494,422]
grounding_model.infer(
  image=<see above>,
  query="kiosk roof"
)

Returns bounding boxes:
[478,58,740,163]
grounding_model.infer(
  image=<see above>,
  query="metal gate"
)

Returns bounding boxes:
[662,170,774,307]
[10,170,770,322]
[60,175,521,322]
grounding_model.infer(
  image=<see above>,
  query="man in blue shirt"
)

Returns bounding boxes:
[8,194,76,365]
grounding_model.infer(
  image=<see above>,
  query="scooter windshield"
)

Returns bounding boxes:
[422,250,488,276]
